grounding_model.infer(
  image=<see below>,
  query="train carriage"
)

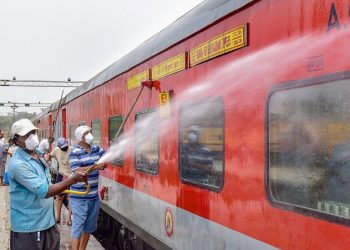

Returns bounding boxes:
[35,0,350,249]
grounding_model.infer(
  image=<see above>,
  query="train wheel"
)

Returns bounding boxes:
[111,219,119,249]
[118,225,135,250]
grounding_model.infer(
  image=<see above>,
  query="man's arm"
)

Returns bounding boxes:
[3,148,12,157]
[45,172,87,198]
[11,164,86,199]
[45,148,57,161]
[44,154,51,161]
[72,163,106,173]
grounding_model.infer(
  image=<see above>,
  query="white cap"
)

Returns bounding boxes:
[12,119,38,136]
[74,125,91,142]
[38,139,49,152]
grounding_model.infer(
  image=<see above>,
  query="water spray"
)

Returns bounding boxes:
[96,80,160,165]
[63,30,350,195]
[62,80,160,195]
[111,80,160,149]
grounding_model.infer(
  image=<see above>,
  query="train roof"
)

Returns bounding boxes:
[38,0,255,120]
[34,97,66,120]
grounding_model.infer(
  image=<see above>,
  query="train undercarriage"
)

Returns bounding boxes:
[94,205,167,250]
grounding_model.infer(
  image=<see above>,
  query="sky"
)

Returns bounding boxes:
[0,0,203,115]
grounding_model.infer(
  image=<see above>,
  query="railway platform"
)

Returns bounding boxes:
[0,185,104,250]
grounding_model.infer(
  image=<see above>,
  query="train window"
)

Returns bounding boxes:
[91,119,102,147]
[108,116,124,165]
[268,77,350,223]
[68,125,75,146]
[135,110,159,174]
[179,98,224,191]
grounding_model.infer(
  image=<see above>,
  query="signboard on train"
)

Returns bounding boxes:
[190,24,248,67]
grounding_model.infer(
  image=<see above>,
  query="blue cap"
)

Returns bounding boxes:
[57,137,68,148]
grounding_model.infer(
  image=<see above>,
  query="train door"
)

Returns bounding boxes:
[62,108,67,138]
[48,114,53,138]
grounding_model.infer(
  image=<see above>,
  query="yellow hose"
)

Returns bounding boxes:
[62,183,90,195]
[61,164,96,195]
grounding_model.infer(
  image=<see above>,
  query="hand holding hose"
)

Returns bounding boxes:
[62,163,106,195]
[95,163,106,170]
[62,165,95,195]
[46,170,89,198]
[70,171,88,183]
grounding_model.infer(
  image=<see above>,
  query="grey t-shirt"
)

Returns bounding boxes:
[0,143,9,162]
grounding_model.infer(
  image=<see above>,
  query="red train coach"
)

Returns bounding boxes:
[35,0,350,249]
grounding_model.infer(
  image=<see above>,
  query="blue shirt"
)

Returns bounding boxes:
[69,144,105,200]
[7,148,55,233]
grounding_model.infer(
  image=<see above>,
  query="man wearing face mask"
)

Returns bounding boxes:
[38,138,50,155]
[7,119,88,250]
[45,137,73,225]
[181,126,214,184]
[69,125,106,250]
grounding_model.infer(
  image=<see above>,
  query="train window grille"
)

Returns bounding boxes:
[267,76,350,224]
[108,116,124,166]
[135,110,159,174]
[179,98,224,191]
[91,119,102,147]
[68,124,76,146]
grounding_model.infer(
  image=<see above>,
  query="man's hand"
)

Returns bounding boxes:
[70,171,88,183]
[95,163,106,170]
[46,171,88,198]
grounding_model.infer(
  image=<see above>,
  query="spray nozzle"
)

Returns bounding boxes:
[141,80,161,92]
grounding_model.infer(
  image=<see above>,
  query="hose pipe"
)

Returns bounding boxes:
[61,164,96,195]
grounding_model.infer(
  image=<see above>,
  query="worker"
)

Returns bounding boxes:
[38,138,49,154]
[8,119,87,250]
[69,125,106,250]
[45,137,73,225]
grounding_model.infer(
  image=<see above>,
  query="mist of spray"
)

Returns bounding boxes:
[96,30,349,165]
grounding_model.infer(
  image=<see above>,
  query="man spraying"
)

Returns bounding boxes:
[69,125,106,250]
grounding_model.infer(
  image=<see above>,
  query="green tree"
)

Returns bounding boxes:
[0,112,37,137]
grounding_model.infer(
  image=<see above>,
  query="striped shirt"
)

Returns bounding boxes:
[69,144,105,200]
[181,144,213,180]
[8,148,55,232]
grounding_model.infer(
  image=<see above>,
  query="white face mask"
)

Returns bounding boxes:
[188,132,198,144]
[84,133,94,145]
[25,134,39,150]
